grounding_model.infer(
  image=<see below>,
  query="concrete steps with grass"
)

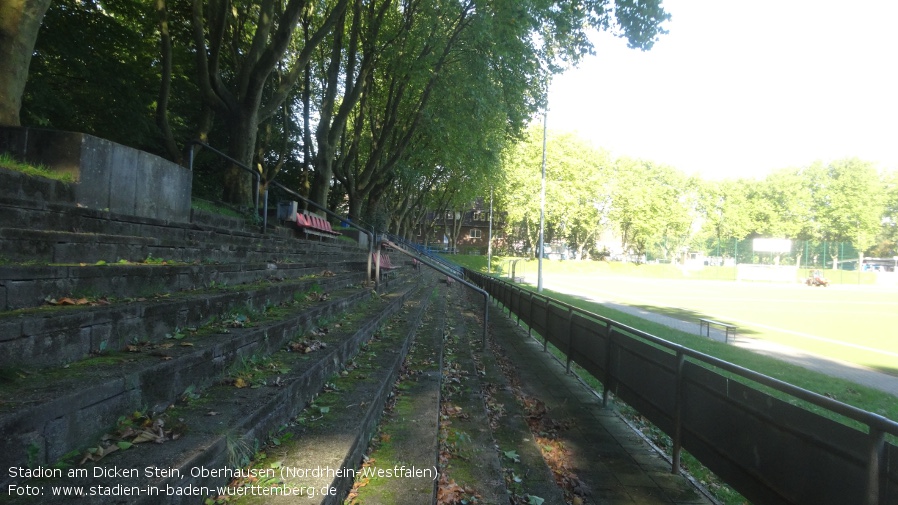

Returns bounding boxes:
[230,277,439,505]
[0,193,353,267]
[0,167,421,504]
[0,167,364,267]
[5,278,428,504]
[1,273,416,486]
[0,267,367,367]
[343,284,566,505]
[344,280,447,505]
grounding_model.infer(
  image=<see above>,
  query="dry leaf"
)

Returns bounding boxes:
[132,430,158,444]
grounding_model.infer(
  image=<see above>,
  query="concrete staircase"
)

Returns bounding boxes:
[0,165,436,504]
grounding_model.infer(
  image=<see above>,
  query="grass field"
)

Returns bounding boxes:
[460,256,898,377]
[544,274,898,376]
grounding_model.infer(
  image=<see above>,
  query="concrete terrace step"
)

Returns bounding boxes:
[0,201,360,266]
[0,276,415,488]
[0,270,367,368]
[224,278,438,505]
[4,278,427,504]
[485,295,716,504]
[0,167,77,205]
[0,257,365,312]
[345,282,447,504]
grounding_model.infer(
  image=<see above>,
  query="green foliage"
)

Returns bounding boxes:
[12,0,671,217]
[0,153,73,183]
[23,0,160,150]
[497,126,616,258]
[494,126,897,262]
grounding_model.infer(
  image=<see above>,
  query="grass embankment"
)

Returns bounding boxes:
[0,153,74,183]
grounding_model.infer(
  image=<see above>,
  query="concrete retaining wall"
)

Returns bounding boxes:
[0,127,191,222]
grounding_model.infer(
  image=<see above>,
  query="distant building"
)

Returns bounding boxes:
[414,198,505,254]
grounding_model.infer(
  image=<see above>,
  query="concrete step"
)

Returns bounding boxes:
[0,257,365,312]
[0,166,77,205]
[0,207,360,266]
[351,284,567,505]
[3,277,427,504]
[0,276,413,488]
[0,270,367,369]
[345,282,447,504]
[221,277,438,505]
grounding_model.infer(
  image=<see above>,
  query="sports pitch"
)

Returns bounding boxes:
[540,273,898,376]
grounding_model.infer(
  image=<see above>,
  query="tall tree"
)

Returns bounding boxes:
[609,158,690,261]
[332,0,670,219]
[24,0,161,150]
[745,168,814,240]
[189,0,349,206]
[813,158,885,262]
[871,169,898,257]
[0,0,52,125]
[307,0,390,212]
[696,178,753,258]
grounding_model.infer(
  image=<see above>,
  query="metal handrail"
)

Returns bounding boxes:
[382,239,489,347]
[465,269,898,505]
[383,233,461,275]
[186,140,260,217]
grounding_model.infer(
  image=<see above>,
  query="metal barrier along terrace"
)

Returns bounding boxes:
[465,270,898,505]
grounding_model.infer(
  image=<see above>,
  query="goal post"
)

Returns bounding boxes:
[736,238,800,282]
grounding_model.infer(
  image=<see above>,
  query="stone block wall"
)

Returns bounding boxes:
[0,127,192,222]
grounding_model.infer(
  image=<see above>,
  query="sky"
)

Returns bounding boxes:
[547,0,898,180]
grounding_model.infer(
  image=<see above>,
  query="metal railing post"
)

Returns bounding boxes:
[672,351,686,474]
[374,240,382,292]
[528,291,535,338]
[865,427,885,505]
[564,307,574,374]
[603,323,614,408]
[262,188,268,233]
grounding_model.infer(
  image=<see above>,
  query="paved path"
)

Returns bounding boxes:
[539,279,898,398]
[486,296,717,505]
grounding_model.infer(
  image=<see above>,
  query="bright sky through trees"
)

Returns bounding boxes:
[548,0,898,180]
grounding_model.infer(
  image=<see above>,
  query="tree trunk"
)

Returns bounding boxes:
[222,107,259,206]
[0,0,52,126]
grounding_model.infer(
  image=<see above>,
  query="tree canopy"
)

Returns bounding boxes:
[2,0,671,220]
[3,0,894,262]
[495,124,898,263]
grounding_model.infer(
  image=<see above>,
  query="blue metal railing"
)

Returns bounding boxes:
[383,233,462,276]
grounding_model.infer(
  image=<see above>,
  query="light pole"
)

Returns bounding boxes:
[538,108,547,293]
[487,187,493,273]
